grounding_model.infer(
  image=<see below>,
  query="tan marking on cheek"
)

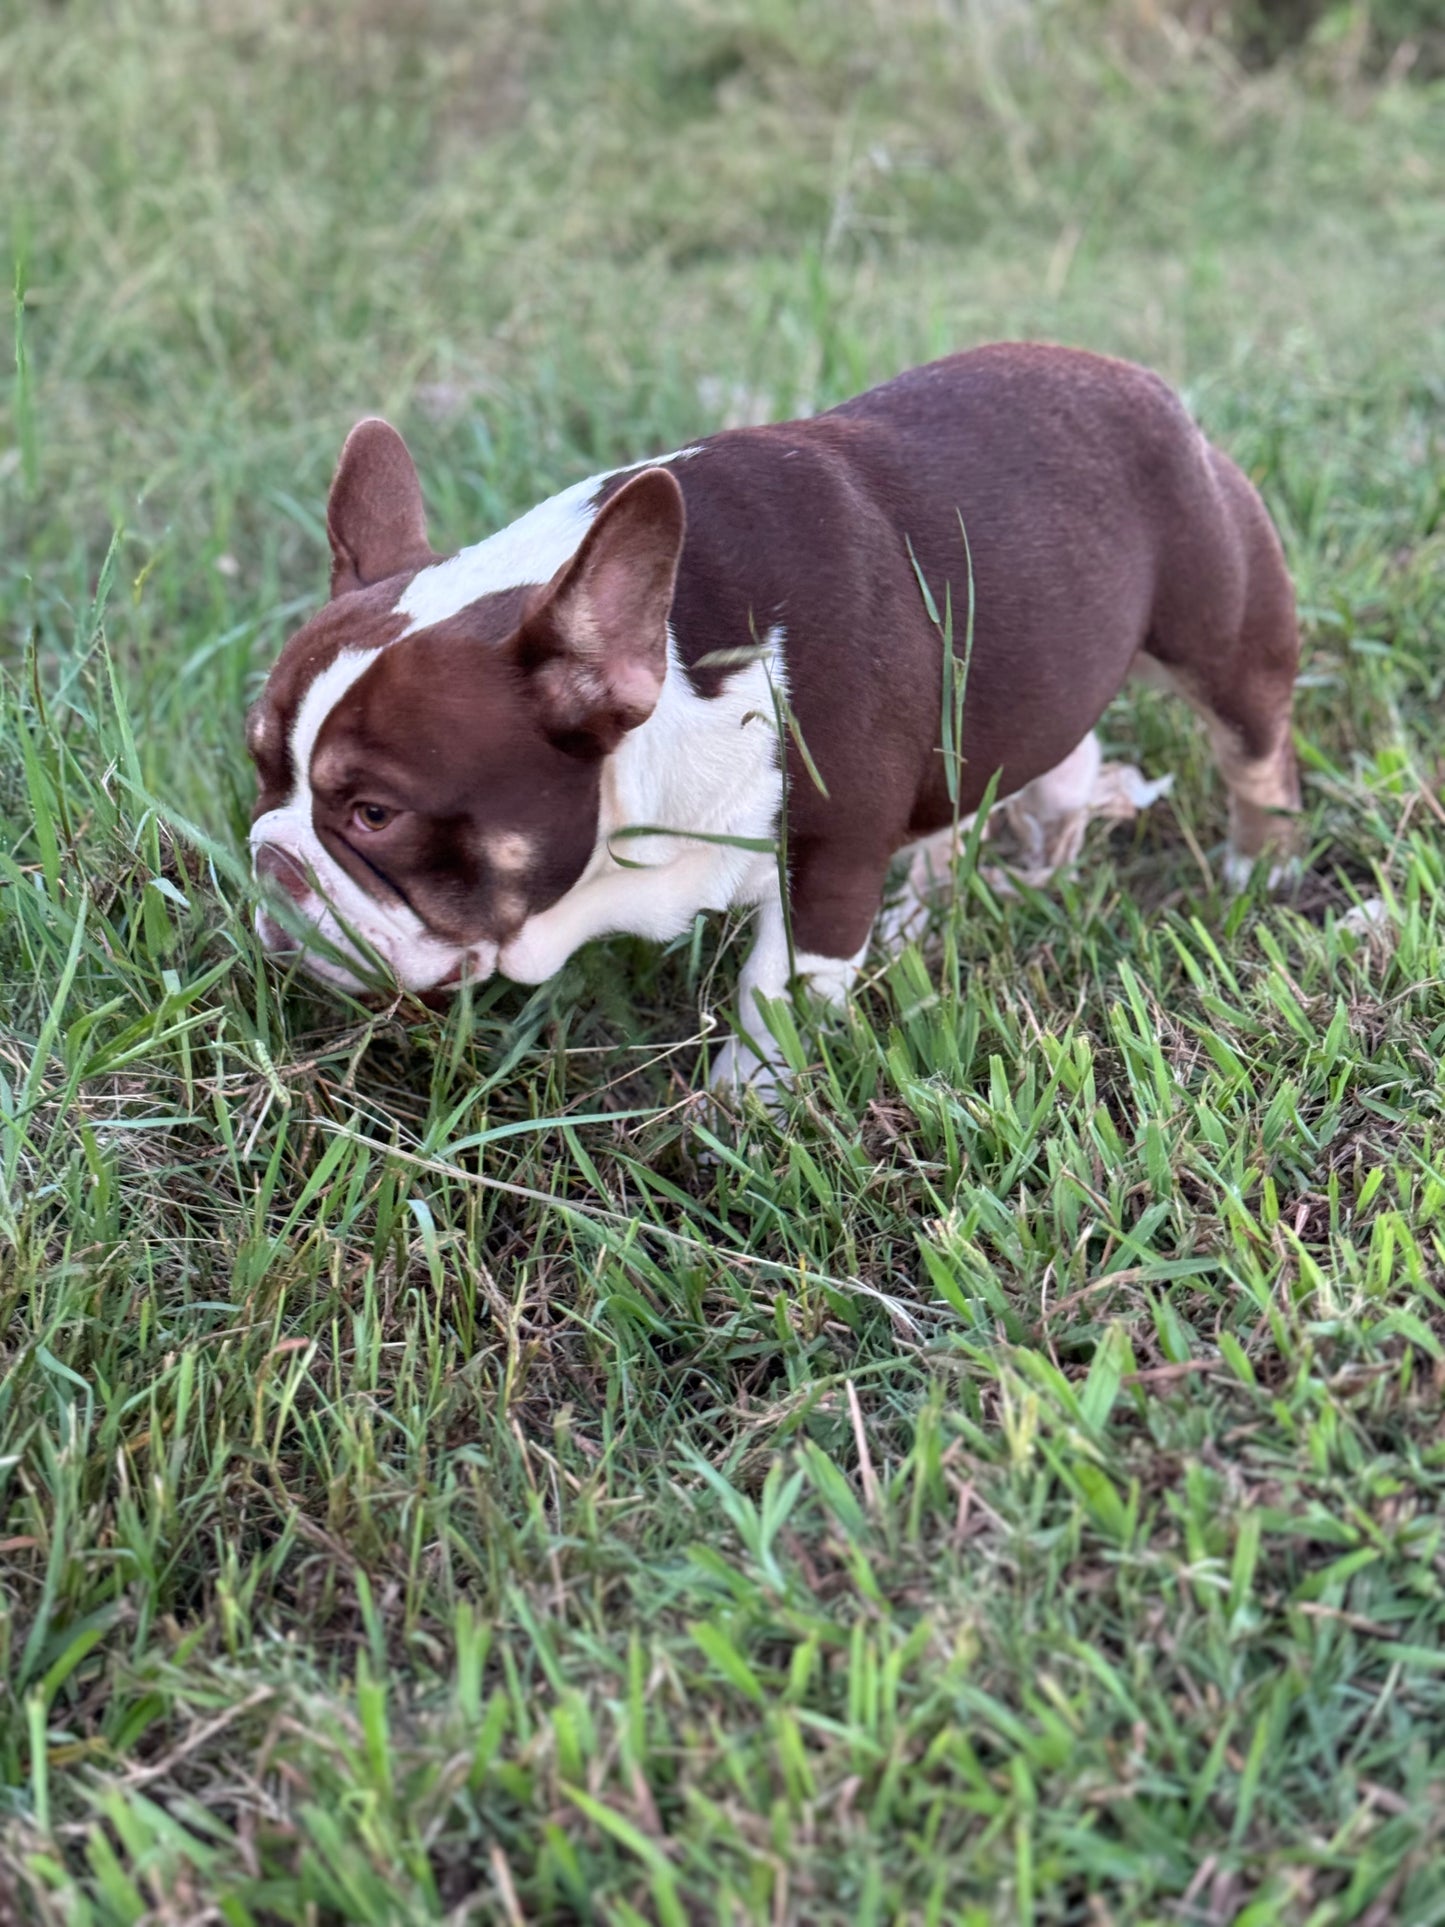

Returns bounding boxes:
[485,830,538,874]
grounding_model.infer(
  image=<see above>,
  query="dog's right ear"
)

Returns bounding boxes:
[326,419,435,597]
[515,468,686,754]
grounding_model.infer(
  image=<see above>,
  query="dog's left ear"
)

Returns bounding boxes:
[518,468,686,752]
[326,418,435,597]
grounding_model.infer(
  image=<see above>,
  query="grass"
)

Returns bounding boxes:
[2,0,1445,1919]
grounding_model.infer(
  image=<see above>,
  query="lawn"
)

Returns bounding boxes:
[2,1,1444,1920]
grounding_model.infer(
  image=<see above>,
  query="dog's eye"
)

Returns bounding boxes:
[353,803,396,832]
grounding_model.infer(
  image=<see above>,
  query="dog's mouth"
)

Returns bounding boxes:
[251,840,503,997]
[402,950,503,1012]
[254,918,487,996]
[429,944,499,989]
[254,906,305,955]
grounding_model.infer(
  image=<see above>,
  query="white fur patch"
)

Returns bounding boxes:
[393,449,701,638]
[289,650,380,788]
[496,625,787,986]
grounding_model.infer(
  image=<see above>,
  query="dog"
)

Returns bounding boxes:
[247,343,1300,1090]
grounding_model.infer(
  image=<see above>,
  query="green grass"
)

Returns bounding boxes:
[3,0,1445,1919]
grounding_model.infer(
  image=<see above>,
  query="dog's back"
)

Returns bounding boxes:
[660,344,1298,876]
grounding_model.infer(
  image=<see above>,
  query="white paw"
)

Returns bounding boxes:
[497,919,568,985]
[1340,895,1393,940]
[708,1033,787,1107]
[1001,803,1088,876]
[1222,848,1299,895]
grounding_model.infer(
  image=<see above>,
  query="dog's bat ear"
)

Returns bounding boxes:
[326,418,435,597]
[516,468,686,754]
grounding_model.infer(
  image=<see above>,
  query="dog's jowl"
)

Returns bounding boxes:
[247,344,1300,1089]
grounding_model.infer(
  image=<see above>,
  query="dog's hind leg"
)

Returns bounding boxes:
[1000,730,1103,875]
[1134,444,1301,889]
[882,730,1131,943]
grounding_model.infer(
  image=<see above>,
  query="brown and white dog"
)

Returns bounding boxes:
[247,344,1300,1088]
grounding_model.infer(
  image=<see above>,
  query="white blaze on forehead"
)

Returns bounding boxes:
[392,447,701,639]
[286,647,384,805]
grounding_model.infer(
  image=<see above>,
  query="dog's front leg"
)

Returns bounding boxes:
[496,882,613,987]
[499,851,725,987]
[710,850,885,1098]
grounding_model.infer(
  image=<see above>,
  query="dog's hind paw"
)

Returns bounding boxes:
[1222,847,1301,895]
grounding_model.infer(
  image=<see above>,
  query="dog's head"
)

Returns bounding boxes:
[247,419,685,992]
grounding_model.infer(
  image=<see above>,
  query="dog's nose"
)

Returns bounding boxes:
[254,843,313,905]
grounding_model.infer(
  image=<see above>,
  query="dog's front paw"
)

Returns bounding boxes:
[708,1033,788,1110]
[497,918,570,986]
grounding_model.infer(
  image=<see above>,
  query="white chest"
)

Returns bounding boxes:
[495,628,787,983]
